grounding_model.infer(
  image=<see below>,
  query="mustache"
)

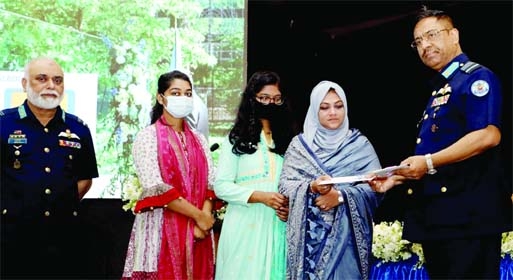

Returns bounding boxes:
[39,90,59,97]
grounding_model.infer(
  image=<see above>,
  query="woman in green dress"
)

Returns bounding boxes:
[214,71,297,279]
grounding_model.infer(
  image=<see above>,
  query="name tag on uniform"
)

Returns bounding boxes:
[59,139,82,149]
[8,138,27,144]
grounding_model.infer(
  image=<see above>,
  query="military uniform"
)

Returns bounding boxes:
[402,53,512,277]
[0,100,99,278]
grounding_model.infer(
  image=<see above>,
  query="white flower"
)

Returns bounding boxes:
[372,221,513,267]
[373,221,414,264]
[214,204,227,221]
[502,231,513,258]
[121,175,142,213]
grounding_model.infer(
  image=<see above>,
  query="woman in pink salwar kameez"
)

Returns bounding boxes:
[122,70,216,280]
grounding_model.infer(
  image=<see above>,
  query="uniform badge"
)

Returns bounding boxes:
[431,94,450,107]
[8,130,27,144]
[471,80,489,97]
[58,130,81,140]
[59,139,82,149]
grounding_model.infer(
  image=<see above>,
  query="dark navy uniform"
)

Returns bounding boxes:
[402,53,512,277]
[0,100,99,278]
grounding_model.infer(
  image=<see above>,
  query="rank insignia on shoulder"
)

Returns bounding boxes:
[460,61,481,74]
[471,80,489,97]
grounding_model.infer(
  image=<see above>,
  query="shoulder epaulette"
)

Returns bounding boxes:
[0,107,20,118]
[66,113,88,127]
[460,61,481,74]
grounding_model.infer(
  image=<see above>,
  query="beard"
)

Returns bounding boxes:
[26,83,63,109]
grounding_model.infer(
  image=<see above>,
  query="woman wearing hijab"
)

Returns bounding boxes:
[279,80,383,280]
[122,70,216,280]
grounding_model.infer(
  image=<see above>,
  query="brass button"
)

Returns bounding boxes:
[45,167,51,173]
[44,211,50,217]
[44,147,50,153]
[73,211,78,216]
[14,150,20,156]
[416,138,421,144]
[423,114,428,120]
[441,186,447,193]
[407,188,413,195]
[68,155,73,160]
[431,90,436,96]
[45,189,51,195]
[44,128,49,133]
[2,209,7,215]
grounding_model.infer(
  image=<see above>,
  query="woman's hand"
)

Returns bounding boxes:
[314,188,340,211]
[195,210,215,232]
[310,175,333,195]
[193,225,209,240]
[275,196,289,222]
[258,191,288,211]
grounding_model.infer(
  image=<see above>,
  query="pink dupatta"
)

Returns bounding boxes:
[155,116,213,280]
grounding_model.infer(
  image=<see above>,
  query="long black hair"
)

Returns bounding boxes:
[228,71,296,156]
[149,70,192,124]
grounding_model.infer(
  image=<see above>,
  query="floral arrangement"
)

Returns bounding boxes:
[372,220,513,267]
[372,220,424,268]
[212,200,227,232]
[502,230,513,258]
[121,175,142,213]
[214,201,227,221]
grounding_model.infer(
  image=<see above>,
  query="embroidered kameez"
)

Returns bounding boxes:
[122,119,215,280]
[214,132,286,280]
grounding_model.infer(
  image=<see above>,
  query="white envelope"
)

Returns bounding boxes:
[317,164,409,185]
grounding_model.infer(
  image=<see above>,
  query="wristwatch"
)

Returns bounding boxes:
[337,190,344,203]
[424,153,437,175]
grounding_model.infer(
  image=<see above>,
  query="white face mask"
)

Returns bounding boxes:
[163,95,193,118]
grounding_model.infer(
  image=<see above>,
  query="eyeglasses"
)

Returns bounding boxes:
[255,95,284,105]
[410,29,451,49]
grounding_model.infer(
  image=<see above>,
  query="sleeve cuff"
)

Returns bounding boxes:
[134,188,182,213]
